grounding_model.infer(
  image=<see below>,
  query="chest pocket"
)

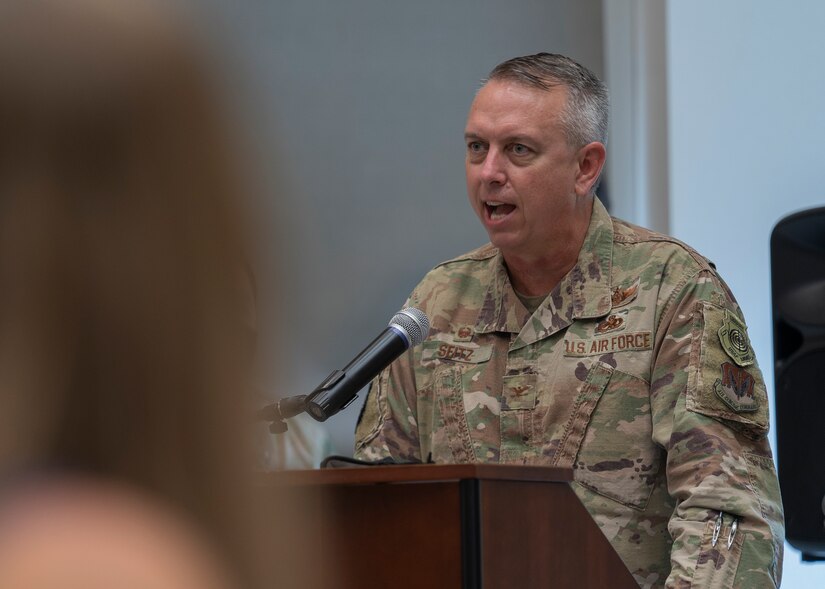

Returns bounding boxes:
[562,363,661,510]
[420,340,497,463]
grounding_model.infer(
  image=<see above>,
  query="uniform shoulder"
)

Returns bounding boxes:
[609,216,742,328]
[611,215,717,274]
[406,243,498,313]
[433,242,498,269]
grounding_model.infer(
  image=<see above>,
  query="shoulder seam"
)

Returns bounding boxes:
[433,243,498,268]
[614,231,716,273]
[655,266,723,335]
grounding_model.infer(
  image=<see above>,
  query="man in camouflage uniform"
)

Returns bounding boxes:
[354,53,784,588]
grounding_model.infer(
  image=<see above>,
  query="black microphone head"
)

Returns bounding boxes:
[389,307,430,347]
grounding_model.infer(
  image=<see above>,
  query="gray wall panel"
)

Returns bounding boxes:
[195,0,604,456]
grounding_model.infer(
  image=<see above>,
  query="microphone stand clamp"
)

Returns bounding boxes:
[256,394,308,434]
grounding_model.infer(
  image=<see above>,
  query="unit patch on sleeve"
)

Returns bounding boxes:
[718,310,755,367]
[714,362,758,412]
[685,300,769,436]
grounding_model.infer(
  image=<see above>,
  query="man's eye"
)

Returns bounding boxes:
[511,143,530,155]
[468,141,485,153]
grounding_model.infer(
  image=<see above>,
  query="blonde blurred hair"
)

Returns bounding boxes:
[0,0,264,584]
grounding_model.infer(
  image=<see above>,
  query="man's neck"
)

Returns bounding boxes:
[502,201,594,297]
[504,248,579,297]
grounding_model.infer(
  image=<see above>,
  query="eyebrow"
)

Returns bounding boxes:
[504,135,536,145]
[463,132,537,145]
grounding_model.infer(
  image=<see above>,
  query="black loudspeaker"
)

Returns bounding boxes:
[771,206,825,561]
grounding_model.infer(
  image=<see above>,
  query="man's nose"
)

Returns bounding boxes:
[479,148,506,185]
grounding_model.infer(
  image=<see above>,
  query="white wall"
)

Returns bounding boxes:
[603,0,669,233]
[667,2,825,586]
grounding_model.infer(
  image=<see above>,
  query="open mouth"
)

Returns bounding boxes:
[485,201,516,221]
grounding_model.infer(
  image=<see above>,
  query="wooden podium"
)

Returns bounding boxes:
[269,464,638,588]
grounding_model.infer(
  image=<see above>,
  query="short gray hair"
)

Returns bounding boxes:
[487,53,609,150]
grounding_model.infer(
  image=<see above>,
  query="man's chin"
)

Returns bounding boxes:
[487,233,522,256]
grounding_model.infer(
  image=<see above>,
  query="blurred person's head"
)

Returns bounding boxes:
[0,0,266,585]
[0,479,238,589]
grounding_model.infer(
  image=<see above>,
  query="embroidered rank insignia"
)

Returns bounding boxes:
[714,362,758,412]
[595,310,628,334]
[718,311,755,366]
[454,325,474,342]
[502,370,537,410]
[611,278,640,308]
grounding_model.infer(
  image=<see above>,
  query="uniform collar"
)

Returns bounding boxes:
[474,197,614,348]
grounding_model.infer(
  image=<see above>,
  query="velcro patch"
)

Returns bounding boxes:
[564,331,652,357]
[437,344,477,362]
[502,371,537,410]
[686,301,769,437]
[714,362,758,412]
[718,311,755,366]
[420,340,492,364]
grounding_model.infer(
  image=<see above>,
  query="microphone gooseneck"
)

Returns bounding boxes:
[258,308,430,432]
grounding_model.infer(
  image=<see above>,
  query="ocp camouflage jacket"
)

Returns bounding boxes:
[355,198,784,588]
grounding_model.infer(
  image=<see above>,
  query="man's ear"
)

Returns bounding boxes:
[574,142,606,197]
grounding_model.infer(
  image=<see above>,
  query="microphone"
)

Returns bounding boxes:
[303,307,430,422]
